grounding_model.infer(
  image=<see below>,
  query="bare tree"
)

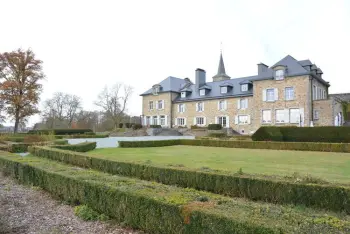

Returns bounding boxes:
[95,83,133,129]
[42,92,82,128]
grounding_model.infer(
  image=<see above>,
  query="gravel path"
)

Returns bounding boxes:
[0,173,143,234]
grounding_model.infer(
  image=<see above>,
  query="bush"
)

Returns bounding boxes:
[2,152,348,233]
[51,142,96,152]
[252,126,350,143]
[149,125,161,128]
[74,205,109,221]
[28,129,93,135]
[62,134,109,139]
[30,146,350,214]
[23,135,45,143]
[208,133,227,138]
[118,123,124,128]
[252,127,283,141]
[124,123,131,128]
[84,132,96,136]
[132,124,142,130]
[208,124,222,130]
[119,140,179,148]
[191,125,206,130]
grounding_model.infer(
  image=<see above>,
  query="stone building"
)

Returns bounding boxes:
[140,54,346,134]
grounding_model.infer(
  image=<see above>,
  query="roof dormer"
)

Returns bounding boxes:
[271,65,287,80]
[152,84,162,95]
[239,80,252,92]
[180,87,192,98]
[199,84,211,96]
[219,82,233,94]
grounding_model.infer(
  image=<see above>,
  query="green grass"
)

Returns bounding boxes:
[88,146,350,183]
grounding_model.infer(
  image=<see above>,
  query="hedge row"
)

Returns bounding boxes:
[30,146,350,213]
[61,134,109,139]
[28,129,93,135]
[119,139,350,153]
[3,139,68,153]
[51,142,97,152]
[1,153,349,233]
[252,126,350,143]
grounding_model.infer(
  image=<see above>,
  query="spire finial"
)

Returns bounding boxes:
[212,46,230,81]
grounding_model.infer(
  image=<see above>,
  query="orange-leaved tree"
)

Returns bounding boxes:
[0,48,45,133]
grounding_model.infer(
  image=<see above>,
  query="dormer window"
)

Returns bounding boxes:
[181,92,186,98]
[152,84,161,95]
[199,89,206,96]
[275,70,284,80]
[220,86,227,94]
[241,84,248,92]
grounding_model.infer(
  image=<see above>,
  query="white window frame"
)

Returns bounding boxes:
[323,90,326,99]
[178,104,185,113]
[290,108,301,124]
[275,109,286,123]
[181,92,186,98]
[196,102,204,112]
[262,110,272,124]
[152,116,158,125]
[199,89,206,96]
[160,115,166,126]
[218,116,227,127]
[238,115,249,125]
[157,100,164,110]
[239,99,248,109]
[196,117,205,126]
[314,110,319,120]
[241,84,248,92]
[275,69,284,80]
[266,88,275,102]
[218,100,226,111]
[152,86,159,95]
[220,86,228,94]
[177,117,185,126]
[149,101,154,110]
[285,87,294,101]
[146,116,151,125]
[313,85,317,100]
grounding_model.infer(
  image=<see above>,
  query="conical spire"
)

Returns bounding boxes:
[213,52,230,81]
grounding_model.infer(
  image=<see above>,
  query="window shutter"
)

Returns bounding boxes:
[215,117,218,124]
[300,108,305,127]
[193,117,196,125]
[162,100,165,109]
[226,116,230,128]
[234,115,238,125]
[177,105,180,113]
[263,89,267,101]
[165,115,168,127]
[202,102,205,111]
[203,117,206,126]
[247,115,251,124]
[217,101,220,110]
[274,88,278,101]
[224,101,227,110]
[237,99,241,109]
[284,109,289,123]
[246,99,248,108]
[184,104,186,112]
[196,103,198,112]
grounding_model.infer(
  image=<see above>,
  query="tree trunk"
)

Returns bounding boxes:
[14,111,20,133]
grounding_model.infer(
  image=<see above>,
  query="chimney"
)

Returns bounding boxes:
[195,68,206,90]
[258,63,268,75]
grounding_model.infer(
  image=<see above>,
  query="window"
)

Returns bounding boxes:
[181,92,186,98]
[196,102,204,112]
[266,89,275,102]
[318,88,322,100]
[323,90,326,99]
[149,101,154,110]
[241,84,248,92]
[152,86,159,95]
[275,69,284,80]
[313,85,317,100]
[262,110,271,123]
[152,116,158,125]
[290,108,300,123]
[220,86,227,94]
[157,100,163,110]
[275,109,286,123]
[160,115,165,126]
[238,115,248,124]
[218,116,227,127]
[146,116,151,125]
[178,104,185,113]
[285,87,294,101]
[196,117,204,126]
[199,89,206,96]
[314,110,319,120]
[219,100,226,110]
[240,99,248,109]
[177,118,185,126]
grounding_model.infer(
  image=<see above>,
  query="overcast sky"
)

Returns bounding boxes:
[1,0,350,126]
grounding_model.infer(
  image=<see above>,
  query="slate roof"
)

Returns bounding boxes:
[141,55,330,101]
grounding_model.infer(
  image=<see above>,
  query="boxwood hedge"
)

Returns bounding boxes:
[28,129,93,135]
[29,146,350,213]
[1,153,349,233]
[50,142,96,152]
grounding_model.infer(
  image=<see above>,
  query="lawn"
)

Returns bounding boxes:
[88,145,350,183]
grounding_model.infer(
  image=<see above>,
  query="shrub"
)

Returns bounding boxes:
[29,146,350,214]
[28,129,93,135]
[149,125,161,128]
[252,126,350,143]
[64,134,109,139]
[208,133,227,138]
[51,142,96,152]
[1,153,348,233]
[74,205,109,221]
[23,135,45,143]
[118,123,124,128]
[208,124,222,130]
[132,124,142,130]
[252,127,283,141]
[124,123,131,128]
[84,132,96,136]
[191,125,206,130]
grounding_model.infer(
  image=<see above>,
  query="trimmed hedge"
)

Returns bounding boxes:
[149,125,161,128]
[208,133,227,138]
[207,124,222,130]
[1,153,349,233]
[62,134,109,139]
[51,142,96,152]
[132,124,142,130]
[2,139,68,153]
[119,139,350,153]
[28,129,93,135]
[30,146,350,213]
[252,126,350,143]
